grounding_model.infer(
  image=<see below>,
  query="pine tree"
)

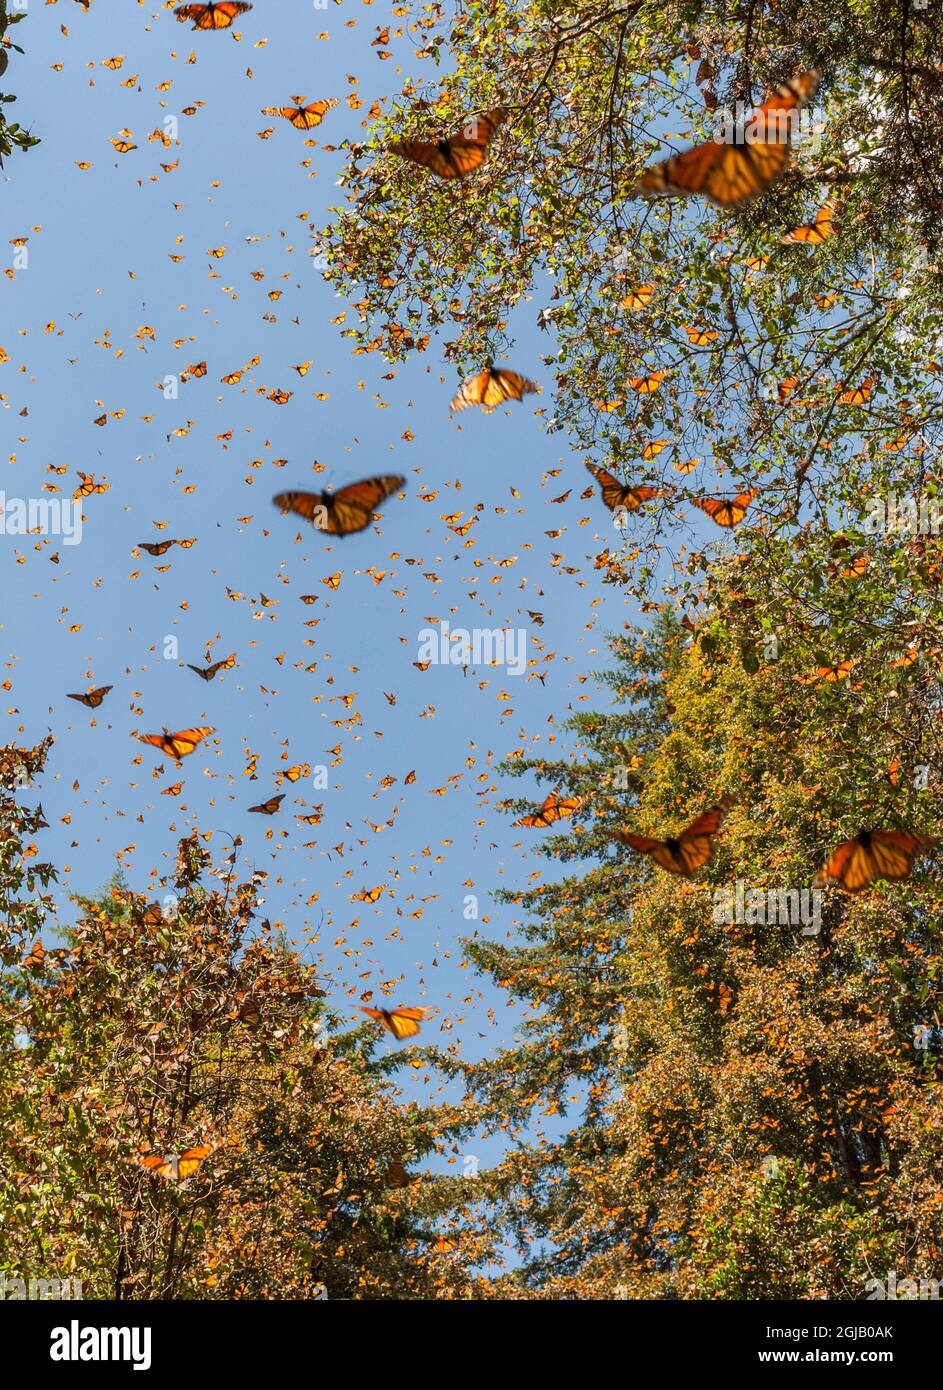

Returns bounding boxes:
[452,581,943,1297]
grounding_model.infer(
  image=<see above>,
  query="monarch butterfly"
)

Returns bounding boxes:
[391,108,506,179]
[187,654,236,681]
[838,377,875,405]
[813,830,931,893]
[782,200,836,245]
[627,369,668,393]
[358,1005,431,1040]
[621,285,655,311]
[249,793,284,815]
[834,539,873,578]
[262,97,337,130]
[68,685,112,708]
[138,539,180,557]
[74,473,109,498]
[450,367,538,414]
[174,2,251,29]
[584,462,671,515]
[136,727,214,761]
[683,325,720,345]
[385,1160,413,1189]
[693,491,755,528]
[796,659,854,684]
[632,72,819,207]
[273,475,405,536]
[139,1145,213,1180]
[613,802,730,876]
[513,789,582,828]
[238,996,261,1027]
[352,885,385,903]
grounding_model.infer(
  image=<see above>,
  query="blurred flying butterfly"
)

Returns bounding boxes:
[585,461,671,515]
[813,830,931,894]
[513,789,582,828]
[249,793,284,815]
[358,1005,431,1040]
[68,685,112,709]
[174,2,251,28]
[693,491,755,528]
[632,72,819,206]
[136,727,213,761]
[391,108,506,179]
[273,475,405,536]
[450,367,538,414]
[613,801,731,876]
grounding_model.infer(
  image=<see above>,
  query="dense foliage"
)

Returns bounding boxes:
[0,744,482,1299]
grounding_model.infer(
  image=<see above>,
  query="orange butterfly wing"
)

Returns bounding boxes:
[621,285,654,311]
[450,368,538,414]
[585,462,667,514]
[385,1007,428,1039]
[141,1144,212,1179]
[694,491,754,527]
[274,476,405,536]
[613,830,664,855]
[140,1154,174,1179]
[68,686,112,708]
[839,378,875,405]
[782,202,836,245]
[815,830,930,893]
[393,109,505,179]
[671,804,730,874]
[137,727,213,760]
[176,2,251,29]
[514,790,581,827]
[176,1145,212,1178]
[615,803,729,876]
[634,73,818,206]
[359,1005,429,1039]
[329,476,406,535]
[266,99,337,129]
